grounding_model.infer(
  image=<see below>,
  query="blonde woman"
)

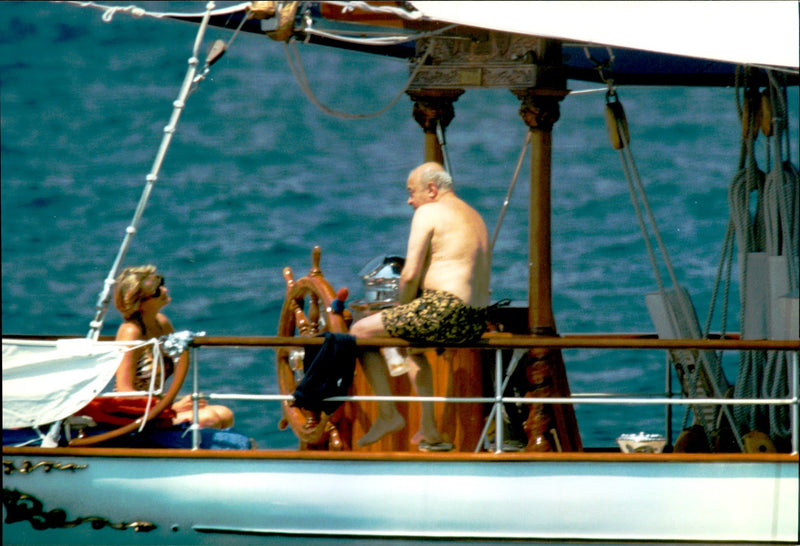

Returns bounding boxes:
[114,265,234,429]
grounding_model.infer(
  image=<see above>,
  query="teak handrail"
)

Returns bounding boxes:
[4,333,798,351]
[189,334,799,351]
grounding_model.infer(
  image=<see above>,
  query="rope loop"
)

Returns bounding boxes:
[100,4,146,22]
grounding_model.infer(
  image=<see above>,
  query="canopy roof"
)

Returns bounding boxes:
[166,1,799,86]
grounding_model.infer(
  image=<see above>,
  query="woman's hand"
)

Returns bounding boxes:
[172,394,207,413]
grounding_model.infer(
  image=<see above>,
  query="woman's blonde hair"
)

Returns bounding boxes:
[114,265,163,320]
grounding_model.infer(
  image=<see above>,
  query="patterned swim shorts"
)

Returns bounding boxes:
[382,289,488,344]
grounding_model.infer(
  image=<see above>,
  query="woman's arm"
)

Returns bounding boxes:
[114,322,143,392]
[153,313,202,411]
[156,313,175,335]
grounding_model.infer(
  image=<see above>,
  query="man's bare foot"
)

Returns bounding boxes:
[357,413,405,447]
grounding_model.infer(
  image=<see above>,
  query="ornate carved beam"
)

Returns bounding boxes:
[409,32,545,90]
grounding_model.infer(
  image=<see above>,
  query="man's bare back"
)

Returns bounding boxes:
[399,163,491,307]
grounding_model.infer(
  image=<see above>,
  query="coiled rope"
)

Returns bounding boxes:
[730,69,798,446]
[760,72,798,441]
[729,73,767,435]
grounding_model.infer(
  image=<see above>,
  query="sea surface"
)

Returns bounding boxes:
[2,1,798,456]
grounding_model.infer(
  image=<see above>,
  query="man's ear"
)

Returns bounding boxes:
[427,181,438,198]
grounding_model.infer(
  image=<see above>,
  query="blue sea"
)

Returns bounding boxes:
[2,1,798,454]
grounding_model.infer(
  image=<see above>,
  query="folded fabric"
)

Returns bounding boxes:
[292,332,357,415]
[77,396,176,428]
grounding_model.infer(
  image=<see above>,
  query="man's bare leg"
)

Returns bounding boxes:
[357,349,405,447]
[408,352,443,444]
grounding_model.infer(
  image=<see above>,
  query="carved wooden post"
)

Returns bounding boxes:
[407,89,464,164]
[513,87,567,335]
[512,39,582,452]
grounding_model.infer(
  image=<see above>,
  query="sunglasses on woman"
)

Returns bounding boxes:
[142,277,165,300]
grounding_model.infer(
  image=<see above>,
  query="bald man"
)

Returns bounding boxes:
[350,162,491,449]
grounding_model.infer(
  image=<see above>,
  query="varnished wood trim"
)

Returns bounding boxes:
[4,446,797,464]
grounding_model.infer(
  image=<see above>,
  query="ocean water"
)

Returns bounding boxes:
[2,2,798,452]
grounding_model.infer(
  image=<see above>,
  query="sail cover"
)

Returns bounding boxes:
[410,1,800,70]
[2,339,129,429]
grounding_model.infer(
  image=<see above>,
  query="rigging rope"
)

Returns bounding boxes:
[728,77,772,443]
[604,85,739,451]
[283,33,436,120]
[61,1,253,22]
[139,339,165,433]
[491,131,531,252]
[704,222,735,340]
[300,25,456,47]
[436,120,453,178]
[86,2,221,339]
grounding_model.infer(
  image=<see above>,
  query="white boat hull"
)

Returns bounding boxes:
[3,449,797,544]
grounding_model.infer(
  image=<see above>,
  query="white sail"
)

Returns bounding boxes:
[2,339,129,429]
[411,1,799,69]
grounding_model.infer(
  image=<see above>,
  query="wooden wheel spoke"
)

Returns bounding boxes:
[276,246,349,450]
[290,297,311,336]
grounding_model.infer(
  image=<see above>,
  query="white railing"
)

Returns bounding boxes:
[186,335,800,454]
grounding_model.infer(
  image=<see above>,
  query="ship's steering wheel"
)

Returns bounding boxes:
[276,246,350,449]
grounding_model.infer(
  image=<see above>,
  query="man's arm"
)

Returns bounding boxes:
[398,206,434,304]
